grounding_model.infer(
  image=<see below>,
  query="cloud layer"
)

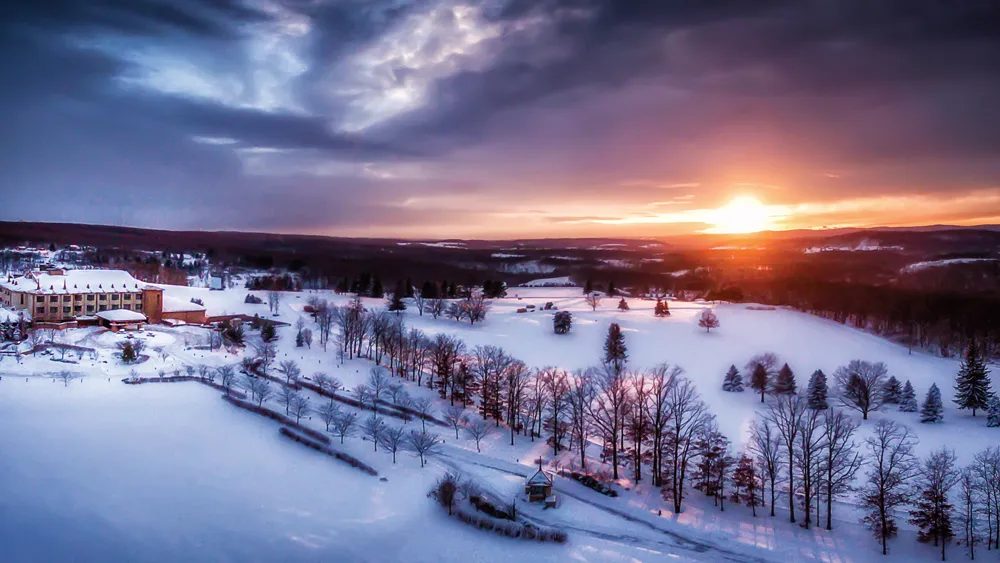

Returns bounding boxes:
[2,0,999,237]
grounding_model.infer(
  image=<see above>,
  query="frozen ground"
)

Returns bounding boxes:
[0,284,991,562]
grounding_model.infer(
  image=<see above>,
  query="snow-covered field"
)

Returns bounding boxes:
[1,283,992,562]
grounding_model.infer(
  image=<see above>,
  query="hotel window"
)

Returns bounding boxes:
[99,295,107,301]
[74,305,82,312]
[136,303,143,310]
[63,306,71,313]
[87,295,95,301]
[99,305,107,312]
[87,305,94,313]
[50,295,59,302]
[49,307,57,313]
[36,307,44,314]
[123,294,131,301]
[123,305,131,311]
[63,295,71,302]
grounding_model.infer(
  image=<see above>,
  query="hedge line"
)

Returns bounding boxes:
[298,379,413,423]
[453,507,567,544]
[221,394,331,444]
[123,375,247,399]
[278,427,379,476]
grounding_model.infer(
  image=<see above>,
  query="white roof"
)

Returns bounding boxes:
[1,270,146,295]
[96,309,147,323]
[162,296,207,313]
[526,469,553,486]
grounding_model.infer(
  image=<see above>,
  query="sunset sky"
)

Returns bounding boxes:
[3,1,1000,238]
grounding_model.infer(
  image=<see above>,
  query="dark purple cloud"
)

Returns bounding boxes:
[1,0,999,236]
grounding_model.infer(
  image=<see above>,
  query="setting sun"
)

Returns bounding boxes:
[706,196,774,234]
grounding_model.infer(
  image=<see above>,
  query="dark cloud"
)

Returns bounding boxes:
[1,0,999,236]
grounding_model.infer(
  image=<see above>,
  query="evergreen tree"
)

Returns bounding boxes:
[387,290,406,313]
[881,375,902,404]
[553,311,572,335]
[920,383,944,423]
[722,365,744,392]
[421,280,439,299]
[730,453,760,516]
[771,363,796,395]
[447,281,458,298]
[260,322,277,342]
[335,277,349,293]
[653,298,670,317]
[295,331,304,347]
[900,380,919,412]
[986,395,1000,427]
[617,298,629,311]
[908,447,959,561]
[750,364,769,403]
[807,369,828,409]
[954,341,993,417]
[404,277,414,298]
[607,280,617,296]
[370,276,384,298]
[603,323,628,373]
[583,279,593,295]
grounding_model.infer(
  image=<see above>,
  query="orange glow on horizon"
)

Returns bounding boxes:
[703,195,776,234]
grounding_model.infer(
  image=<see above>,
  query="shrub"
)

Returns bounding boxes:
[244,294,264,304]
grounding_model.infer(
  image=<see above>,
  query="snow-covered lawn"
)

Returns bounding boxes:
[1,284,992,562]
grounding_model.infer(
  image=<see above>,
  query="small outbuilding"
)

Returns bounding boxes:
[96,309,147,332]
[524,467,554,503]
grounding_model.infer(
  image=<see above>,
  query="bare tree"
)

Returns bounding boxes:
[541,367,571,455]
[54,370,78,387]
[821,408,864,530]
[588,364,629,479]
[464,417,493,452]
[366,366,391,414]
[444,404,468,439]
[406,430,442,467]
[585,292,601,311]
[362,413,385,451]
[314,300,335,352]
[313,372,342,395]
[267,290,281,315]
[242,375,273,406]
[277,384,298,415]
[956,467,983,560]
[697,309,720,332]
[568,369,597,470]
[411,397,435,432]
[412,289,426,317]
[317,400,340,431]
[217,365,237,395]
[277,360,301,386]
[764,393,806,523]
[289,394,310,424]
[331,409,358,443]
[379,425,407,463]
[662,375,713,514]
[749,418,783,517]
[835,360,888,420]
[252,341,277,374]
[970,447,1000,551]
[648,363,682,487]
[197,364,213,382]
[425,298,446,319]
[861,419,919,556]
[795,404,825,529]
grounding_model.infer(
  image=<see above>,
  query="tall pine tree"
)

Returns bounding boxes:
[882,375,902,404]
[900,380,919,413]
[603,323,628,374]
[909,448,959,561]
[920,383,944,423]
[723,365,744,392]
[986,395,1000,428]
[771,363,796,395]
[750,364,768,403]
[954,341,993,417]
[807,369,828,409]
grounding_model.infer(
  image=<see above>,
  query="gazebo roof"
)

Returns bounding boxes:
[526,468,553,486]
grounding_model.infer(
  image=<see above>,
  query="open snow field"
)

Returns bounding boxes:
[1,284,991,562]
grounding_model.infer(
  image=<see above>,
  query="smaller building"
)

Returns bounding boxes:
[524,467,554,503]
[96,309,147,332]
